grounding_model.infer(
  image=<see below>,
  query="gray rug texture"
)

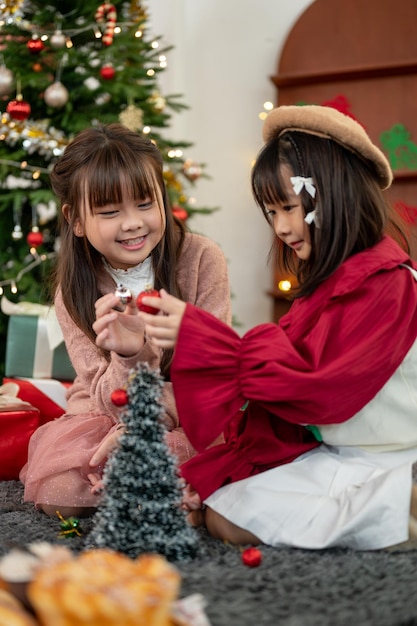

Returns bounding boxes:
[1,480,417,626]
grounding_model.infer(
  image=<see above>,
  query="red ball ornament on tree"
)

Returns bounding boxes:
[241,547,262,568]
[99,64,116,80]
[26,229,43,247]
[111,388,128,406]
[172,205,189,221]
[136,285,160,314]
[6,97,31,121]
[27,37,45,53]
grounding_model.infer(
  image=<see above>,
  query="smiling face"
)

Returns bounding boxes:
[73,180,166,270]
[265,164,312,261]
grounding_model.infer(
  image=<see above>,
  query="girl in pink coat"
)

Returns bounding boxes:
[21,124,231,518]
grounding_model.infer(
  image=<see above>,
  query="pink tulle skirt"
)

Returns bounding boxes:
[20,412,197,509]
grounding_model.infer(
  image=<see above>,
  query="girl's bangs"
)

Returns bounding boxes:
[81,149,158,210]
[253,158,289,207]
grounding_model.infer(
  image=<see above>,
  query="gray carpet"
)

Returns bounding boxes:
[1,480,417,626]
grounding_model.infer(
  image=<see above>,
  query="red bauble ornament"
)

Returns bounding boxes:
[110,388,128,406]
[27,37,45,53]
[99,64,116,80]
[26,229,44,247]
[136,285,160,314]
[172,206,189,221]
[241,547,262,568]
[6,98,31,121]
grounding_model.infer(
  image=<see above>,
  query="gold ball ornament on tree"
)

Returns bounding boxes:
[44,81,69,108]
[148,90,166,112]
[119,104,143,131]
[0,66,13,96]
[6,95,30,120]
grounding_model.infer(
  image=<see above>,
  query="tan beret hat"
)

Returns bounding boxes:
[263,105,393,190]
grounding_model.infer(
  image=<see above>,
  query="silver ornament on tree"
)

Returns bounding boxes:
[44,81,69,108]
[0,65,13,96]
[11,225,23,240]
[44,52,68,109]
[50,30,66,49]
[12,197,23,240]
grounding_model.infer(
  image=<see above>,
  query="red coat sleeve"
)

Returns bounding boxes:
[172,266,417,452]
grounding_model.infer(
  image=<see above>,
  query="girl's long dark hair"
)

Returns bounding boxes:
[251,131,408,297]
[50,123,187,376]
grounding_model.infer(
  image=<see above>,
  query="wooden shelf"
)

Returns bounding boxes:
[393,170,417,181]
[271,60,417,88]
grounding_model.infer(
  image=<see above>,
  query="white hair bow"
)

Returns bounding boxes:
[304,210,317,225]
[290,176,316,198]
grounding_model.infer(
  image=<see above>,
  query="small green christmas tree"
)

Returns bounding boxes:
[88,362,200,562]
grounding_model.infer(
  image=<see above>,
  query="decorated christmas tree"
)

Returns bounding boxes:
[0,0,216,376]
[88,362,200,561]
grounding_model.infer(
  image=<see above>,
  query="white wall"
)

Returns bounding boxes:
[146,0,314,334]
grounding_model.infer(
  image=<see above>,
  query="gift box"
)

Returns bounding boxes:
[3,378,71,425]
[0,382,40,480]
[2,297,75,381]
[5,314,75,381]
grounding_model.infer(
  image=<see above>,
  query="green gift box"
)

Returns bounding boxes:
[5,313,75,381]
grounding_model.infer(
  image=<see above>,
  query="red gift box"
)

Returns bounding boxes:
[0,403,40,480]
[3,378,71,425]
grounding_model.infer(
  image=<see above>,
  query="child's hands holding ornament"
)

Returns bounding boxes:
[93,289,145,356]
[138,289,187,349]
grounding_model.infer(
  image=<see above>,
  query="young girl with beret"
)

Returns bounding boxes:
[136,105,417,550]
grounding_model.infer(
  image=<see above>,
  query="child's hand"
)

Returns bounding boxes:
[138,289,186,348]
[93,292,144,356]
[89,425,124,468]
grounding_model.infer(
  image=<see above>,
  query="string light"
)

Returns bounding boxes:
[0,251,55,297]
[259,100,275,121]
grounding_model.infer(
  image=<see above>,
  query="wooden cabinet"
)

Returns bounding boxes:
[270,0,417,321]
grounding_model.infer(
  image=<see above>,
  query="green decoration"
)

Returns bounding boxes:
[56,510,82,538]
[380,123,417,170]
[88,362,200,562]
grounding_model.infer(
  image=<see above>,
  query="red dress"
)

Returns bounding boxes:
[173,237,417,500]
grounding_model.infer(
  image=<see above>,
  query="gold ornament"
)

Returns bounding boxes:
[148,91,166,112]
[119,104,143,131]
[0,0,26,21]
[129,0,148,23]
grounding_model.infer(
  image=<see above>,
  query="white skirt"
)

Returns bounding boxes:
[204,444,417,550]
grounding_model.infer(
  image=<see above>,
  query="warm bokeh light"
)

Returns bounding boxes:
[278,279,292,292]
